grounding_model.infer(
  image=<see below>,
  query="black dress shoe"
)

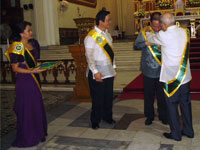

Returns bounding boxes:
[163,132,181,141]
[92,123,99,130]
[145,118,153,125]
[161,119,168,125]
[103,119,116,124]
[181,131,194,138]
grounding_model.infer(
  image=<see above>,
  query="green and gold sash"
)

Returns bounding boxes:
[142,26,162,65]
[163,28,190,97]
[5,42,41,91]
[87,29,114,64]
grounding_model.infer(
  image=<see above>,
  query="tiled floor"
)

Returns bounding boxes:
[4,98,200,150]
[1,71,200,150]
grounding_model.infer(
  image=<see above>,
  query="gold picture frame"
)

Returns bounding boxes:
[67,0,97,8]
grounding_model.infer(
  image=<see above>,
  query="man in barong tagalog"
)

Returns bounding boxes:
[84,10,117,130]
[146,13,194,141]
[134,12,168,126]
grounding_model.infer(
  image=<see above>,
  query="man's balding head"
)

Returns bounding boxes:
[160,13,175,31]
[161,13,175,25]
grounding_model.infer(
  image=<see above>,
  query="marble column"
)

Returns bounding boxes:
[33,0,60,46]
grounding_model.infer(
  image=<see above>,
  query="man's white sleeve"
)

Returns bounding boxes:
[146,32,164,46]
[84,37,98,74]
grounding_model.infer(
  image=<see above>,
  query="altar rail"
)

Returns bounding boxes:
[1,59,76,84]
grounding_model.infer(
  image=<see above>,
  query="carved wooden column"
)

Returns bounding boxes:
[69,45,91,102]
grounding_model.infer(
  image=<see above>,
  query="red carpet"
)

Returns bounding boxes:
[119,38,200,100]
[119,70,200,100]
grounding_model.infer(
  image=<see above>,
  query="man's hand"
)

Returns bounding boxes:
[94,72,103,82]
[32,67,47,73]
[145,41,154,46]
[145,27,151,32]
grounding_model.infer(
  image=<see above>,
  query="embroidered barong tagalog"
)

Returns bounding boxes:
[88,29,114,65]
[163,28,190,97]
[5,42,41,91]
[142,26,162,65]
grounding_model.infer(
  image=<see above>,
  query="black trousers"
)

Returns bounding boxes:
[164,82,194,140]
[143,75,167,120]
[88,70,114,124]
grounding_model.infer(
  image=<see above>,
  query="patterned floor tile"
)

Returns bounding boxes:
[2,89,200,150]
[160,144,174,150]
[114,114,145,130]
[39,136,130,150]
[68,110,116,129]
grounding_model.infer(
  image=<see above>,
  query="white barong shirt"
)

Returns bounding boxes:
[84,26,116,79]
[146,25,192,84]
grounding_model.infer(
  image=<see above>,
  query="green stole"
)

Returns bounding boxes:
[5,41,41,91]
[142,26,162,65]
[87,29,114,64]
[142,27,190,97]
[163,28,190,97]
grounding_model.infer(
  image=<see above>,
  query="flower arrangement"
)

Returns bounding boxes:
[156,1,173,9]
[186,0,200,7]
[135,10,145,18]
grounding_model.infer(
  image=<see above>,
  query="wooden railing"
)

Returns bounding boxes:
[1,59,76,84]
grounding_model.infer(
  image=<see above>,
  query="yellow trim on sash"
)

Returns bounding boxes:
[88,29,114,64]
[5,42,25,61]
[24,47,42,91]
[5,42,42,92]
[163,28,190,97]
[142,26,162,65]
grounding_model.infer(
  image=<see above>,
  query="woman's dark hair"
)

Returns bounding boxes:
[96,10,110,26]
[150,12,161,22]
[11,21,32,41]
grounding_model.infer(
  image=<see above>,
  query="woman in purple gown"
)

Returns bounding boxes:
[5,21,47,148]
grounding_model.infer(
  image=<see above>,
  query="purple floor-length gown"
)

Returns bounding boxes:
[10,40,47,148]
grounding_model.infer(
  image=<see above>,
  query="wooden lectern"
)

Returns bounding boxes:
[69,17,95,102]
[69,45,91,102]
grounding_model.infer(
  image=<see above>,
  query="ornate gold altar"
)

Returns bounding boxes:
[133,0,200,37]
[69,18,95,102]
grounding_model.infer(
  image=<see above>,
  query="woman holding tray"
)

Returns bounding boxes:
[5,21,47,148]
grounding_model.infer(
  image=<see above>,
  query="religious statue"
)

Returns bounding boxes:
[175,0,185,10]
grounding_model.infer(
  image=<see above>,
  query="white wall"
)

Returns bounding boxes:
[24,0,135,46]
[124,0,135,36]
[58,0,118,31]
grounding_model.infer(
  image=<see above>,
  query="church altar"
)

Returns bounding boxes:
[133,0,200,37]
[140,15,200,38]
